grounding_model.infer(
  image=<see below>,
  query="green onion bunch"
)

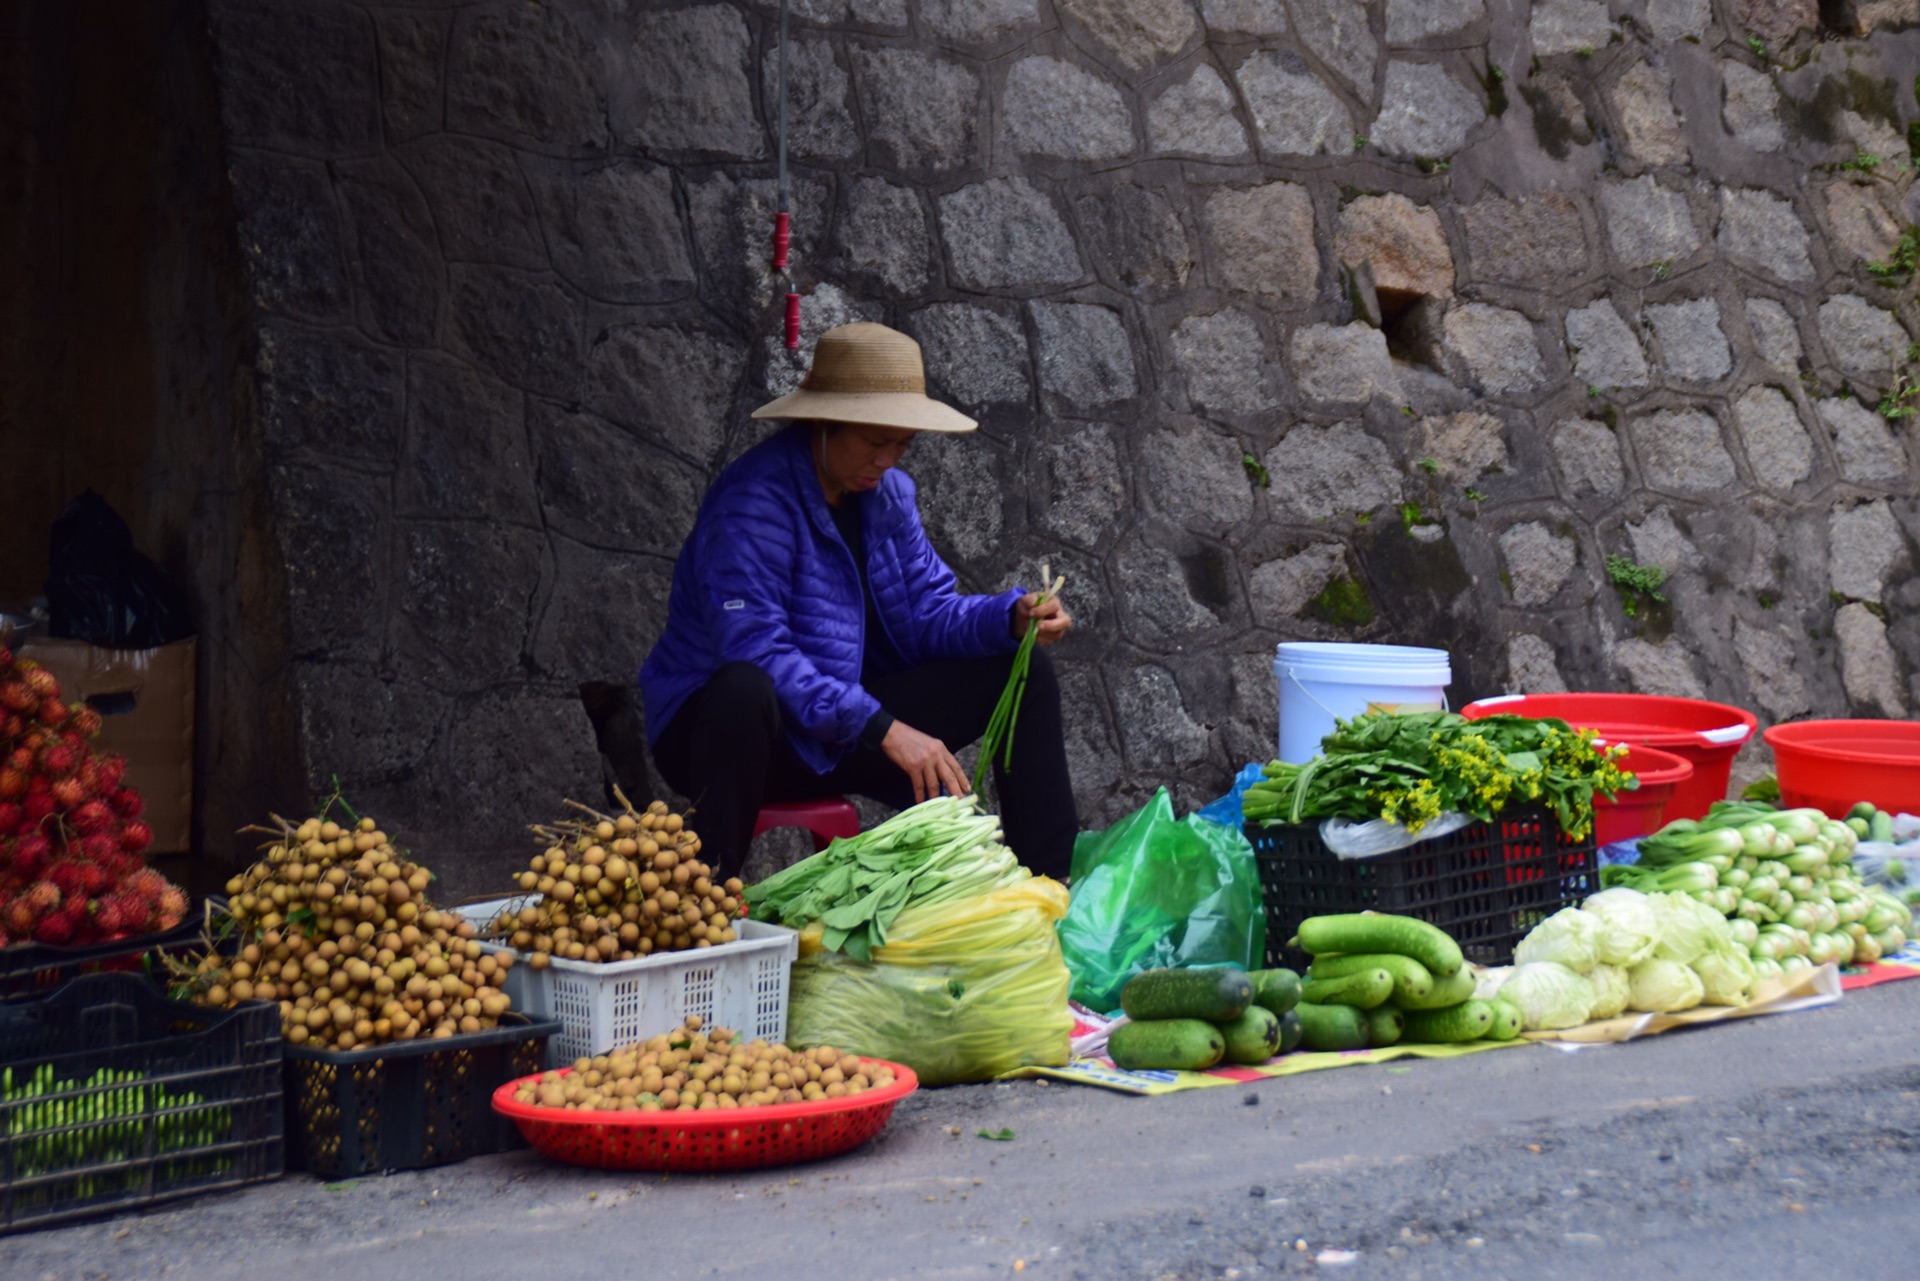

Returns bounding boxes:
[971,567,1065,796]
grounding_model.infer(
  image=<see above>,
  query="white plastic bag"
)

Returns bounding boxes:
[1320,811,1476,859]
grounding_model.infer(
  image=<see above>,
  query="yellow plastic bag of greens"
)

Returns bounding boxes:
[785,876,1072,1086]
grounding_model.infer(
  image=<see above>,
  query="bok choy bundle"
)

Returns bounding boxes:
[1602,800,1915,974]
[745,796,1027,961]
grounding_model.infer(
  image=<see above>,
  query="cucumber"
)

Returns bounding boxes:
[1308,952,1435,1005]
[1290,913,1464,977]
[1250,968,1302,1015]
[1120,967,1253,1023]
[1401,999,1495,1044]
[1300,967,1395,1010]
[1485,999,1522,1041]
[1872,811,1895,844]
[1366,1005,1404,1047]
[1108,1018,1226,1071]
[1294,1001,1369,1051]
[1393,964,1477,1010]
[1218,1005,1283,1064]
[1848,816,1872,838]
[1276,1008,1303,1054]
[1849,801,1879,821]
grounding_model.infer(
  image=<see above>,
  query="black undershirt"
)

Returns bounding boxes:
[828,497,897,750]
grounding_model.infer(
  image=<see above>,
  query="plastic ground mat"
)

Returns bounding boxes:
[1018,951,1868,1089]
[1839,939,1920,992]
[1000,1007,1526,1095]
[1523,963,1841,1046]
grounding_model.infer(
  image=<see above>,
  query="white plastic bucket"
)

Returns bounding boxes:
[1273,642,1453,764]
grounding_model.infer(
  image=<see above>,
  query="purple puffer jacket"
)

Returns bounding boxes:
[639,423,1024,774]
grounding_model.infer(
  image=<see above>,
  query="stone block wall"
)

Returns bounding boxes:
[202,0,1920,890]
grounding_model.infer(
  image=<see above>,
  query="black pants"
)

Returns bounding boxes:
[650,652,1078,882]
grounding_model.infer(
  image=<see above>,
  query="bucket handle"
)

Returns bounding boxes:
[1283,667,1449,723]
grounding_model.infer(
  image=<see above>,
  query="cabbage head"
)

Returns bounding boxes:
[1648,892,1730,966]
[1691,944,1757,1007]
[1513,908,1603,974]
[1473,966,1511,1001]
[1580,888,1660,967]
[1497,962,1596,1031]
[1627,957,1705,1012]
[1586,963,1631,1020]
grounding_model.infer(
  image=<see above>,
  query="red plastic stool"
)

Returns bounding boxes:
[752,798,860,851]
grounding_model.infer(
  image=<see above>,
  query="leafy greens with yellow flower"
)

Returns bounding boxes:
[1241,711,1634,841]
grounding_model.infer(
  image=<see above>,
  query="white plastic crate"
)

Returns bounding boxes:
[455,896,798,1066]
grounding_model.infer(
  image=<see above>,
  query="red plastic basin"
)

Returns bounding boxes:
[1462,693,1758,822]
[1591,743,1694,846]
[493,1059,918,1172]
[1763,719,1920,818]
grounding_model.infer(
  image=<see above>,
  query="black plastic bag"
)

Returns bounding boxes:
[45,491,193,647]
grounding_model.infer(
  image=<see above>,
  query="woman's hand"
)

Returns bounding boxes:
[880,720,971,803]
[1011,591,1072,646]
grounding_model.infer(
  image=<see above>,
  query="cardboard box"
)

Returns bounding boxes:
[17,636,196,853]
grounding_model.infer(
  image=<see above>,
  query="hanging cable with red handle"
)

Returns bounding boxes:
[773,0,800,349]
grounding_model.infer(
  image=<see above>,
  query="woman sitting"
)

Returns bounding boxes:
[639,322,1077,881]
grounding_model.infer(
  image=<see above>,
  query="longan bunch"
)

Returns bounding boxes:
[511,1015,895,1112]
[497,794,745,968]
[185,808,515,1050]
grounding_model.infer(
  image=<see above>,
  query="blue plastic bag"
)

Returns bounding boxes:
[1597,839,1645,867]
[1196,761,1269,828]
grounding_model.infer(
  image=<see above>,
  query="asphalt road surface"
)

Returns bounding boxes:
[16,978,1920,1280]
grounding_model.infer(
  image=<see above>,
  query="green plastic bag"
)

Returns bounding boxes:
[1057,787,1266,1014]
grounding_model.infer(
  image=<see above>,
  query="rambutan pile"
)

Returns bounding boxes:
[0,643,189,948]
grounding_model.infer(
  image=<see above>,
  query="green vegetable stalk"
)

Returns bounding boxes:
[1242,710,1633,839]
[971,567,1065,796]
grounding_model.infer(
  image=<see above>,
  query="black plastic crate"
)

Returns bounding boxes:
[0,972,283,1234]
[284,1015,560,1178]
[1250,806,1600,969]
[0,917,205,1004]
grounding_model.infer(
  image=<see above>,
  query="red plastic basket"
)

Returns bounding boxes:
[1764,719,1920,817]
[491,1059,918,1172]
[1592,743,1694,846]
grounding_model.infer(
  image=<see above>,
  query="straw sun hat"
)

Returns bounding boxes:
[751,322,977,433]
